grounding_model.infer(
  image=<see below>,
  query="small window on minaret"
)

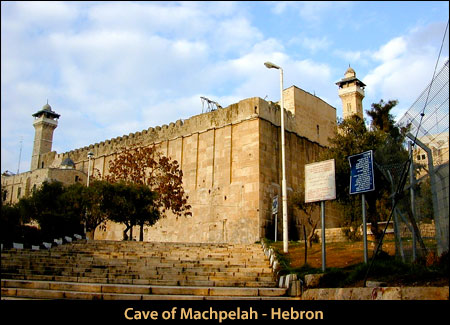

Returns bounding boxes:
[317,125,320,137]
[347,103,351,112]
[41,161,44,168]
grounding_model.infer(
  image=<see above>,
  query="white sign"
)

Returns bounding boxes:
[305,159,336,203]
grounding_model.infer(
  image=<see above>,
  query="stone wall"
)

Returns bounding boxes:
[5,88,337,244]
[1,168,87,205]
[314,222,437,243]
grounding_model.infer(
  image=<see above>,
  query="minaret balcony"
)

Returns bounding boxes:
[338,85,365,97]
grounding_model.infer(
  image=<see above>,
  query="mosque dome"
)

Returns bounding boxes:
[61,157,75,169]
[344,66,356,78]
[42,103,52,111]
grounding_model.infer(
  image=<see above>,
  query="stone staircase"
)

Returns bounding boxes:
[1,240,288,300]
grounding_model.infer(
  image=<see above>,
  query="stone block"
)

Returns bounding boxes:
[335,288,353,300]
[209,287,258,297]
[102,293,143,300]
[349,288,373,300]
[64,291,102,300]
[151,286,209,296]
[259,288,287,297]
[304,273,324,288]
[401,287,449,300]
[288,280,301,297]
[371,287,401,300]
[101,284,150,295]
[12,243,23,249]
[366,281,387,287]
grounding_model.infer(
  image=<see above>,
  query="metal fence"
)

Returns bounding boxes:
[394,59,449,259]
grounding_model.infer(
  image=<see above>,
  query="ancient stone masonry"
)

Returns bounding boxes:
[61,89,335,243]
[3,86,337,244]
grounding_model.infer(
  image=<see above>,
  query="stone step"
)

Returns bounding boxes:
[1,251,268,264]
[1,240,284,300]
[1,279,287,300]
[1,273,277,288]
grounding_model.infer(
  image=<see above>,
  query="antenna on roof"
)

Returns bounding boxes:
[200,96,222,113]
[17,136,23,174]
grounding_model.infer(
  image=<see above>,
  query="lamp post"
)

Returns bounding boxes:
[264,61,288,253]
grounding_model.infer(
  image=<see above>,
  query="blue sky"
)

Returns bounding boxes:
[1,1,449,174]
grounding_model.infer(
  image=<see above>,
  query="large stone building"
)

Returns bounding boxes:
[2,67,366,244]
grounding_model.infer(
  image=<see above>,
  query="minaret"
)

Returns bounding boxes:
[30,102,60,170]
[336,66,366,120]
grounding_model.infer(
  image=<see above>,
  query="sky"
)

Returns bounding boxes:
[1,1,449,174]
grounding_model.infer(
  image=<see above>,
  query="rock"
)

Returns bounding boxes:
[304,273,325,288]
[366,281,387,287]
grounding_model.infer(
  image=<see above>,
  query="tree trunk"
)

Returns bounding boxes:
[303,224,308,265]
[307,218,320,248]
[123,224,131,241]
[139,222,144,242]
[367,195,383,252]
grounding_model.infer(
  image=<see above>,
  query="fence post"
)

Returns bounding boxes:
[407,133,443,255]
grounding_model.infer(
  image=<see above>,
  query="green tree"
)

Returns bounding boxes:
[320,100,410,247]
[81,180,110,239]
[19,181,83,240]
[101,181,159,241]
[1,201,22,245]
[129,182,160,241]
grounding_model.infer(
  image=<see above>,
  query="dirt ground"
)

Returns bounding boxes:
[271,240,396,268]
[270,240,449,287]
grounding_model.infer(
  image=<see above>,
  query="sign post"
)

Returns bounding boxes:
[272,196,278,242]
[348,150,375,264]
[305,159,336,272]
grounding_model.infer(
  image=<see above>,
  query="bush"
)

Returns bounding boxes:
[341,226,362,242]
[1,203,22,246]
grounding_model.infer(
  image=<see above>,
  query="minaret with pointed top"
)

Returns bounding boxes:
[336,66,366,120]
[30,101,60,170]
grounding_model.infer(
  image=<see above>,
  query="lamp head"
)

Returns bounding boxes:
[87,151,94,159]
[264,61,280,70]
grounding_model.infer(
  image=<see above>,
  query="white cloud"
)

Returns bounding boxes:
[11,1,78,28]
[2,1,447,173]
[270,1,353,24]
[333,49,371,67]
[372,37,407,62]
[363,22,449,120]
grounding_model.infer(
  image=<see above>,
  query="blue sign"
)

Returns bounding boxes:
[272,195,278,214]
[348,150,375,194]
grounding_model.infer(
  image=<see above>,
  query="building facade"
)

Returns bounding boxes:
[3,73,349,243]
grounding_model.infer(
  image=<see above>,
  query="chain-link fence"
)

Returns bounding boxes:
[394,59,449,260]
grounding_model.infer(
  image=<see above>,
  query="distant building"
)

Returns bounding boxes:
[1,103,86,205]
[414,132,449,168]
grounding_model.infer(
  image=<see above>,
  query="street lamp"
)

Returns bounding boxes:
[87,151,94,187]
[264,61,289,253]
